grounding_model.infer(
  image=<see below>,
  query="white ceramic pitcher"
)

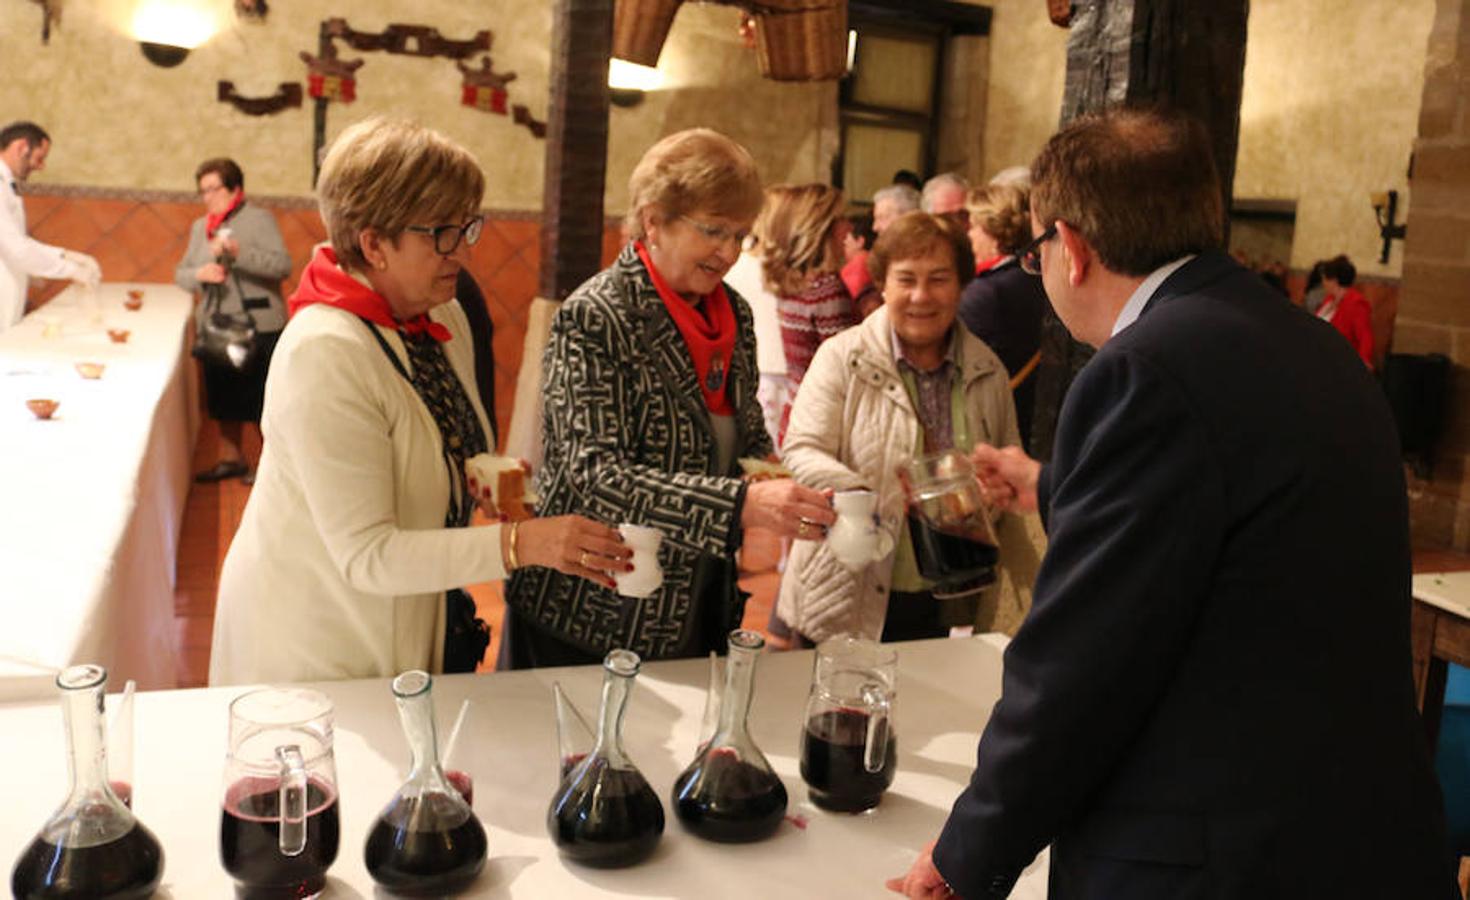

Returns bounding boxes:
[826,489,894,570]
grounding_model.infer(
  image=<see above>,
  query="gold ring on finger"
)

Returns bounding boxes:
[579,550,590,567]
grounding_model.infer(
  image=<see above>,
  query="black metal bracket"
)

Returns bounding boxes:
[1372,189,1407,265]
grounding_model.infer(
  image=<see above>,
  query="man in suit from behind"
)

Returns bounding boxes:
[889,108,1457,899]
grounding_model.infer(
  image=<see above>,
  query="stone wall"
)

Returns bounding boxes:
[1399,0,1470,549]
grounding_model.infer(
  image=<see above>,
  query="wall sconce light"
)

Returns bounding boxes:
[1370,190,1407,265]
[132,0,220,68]
[140,42,189,66]
[608,59,661,108]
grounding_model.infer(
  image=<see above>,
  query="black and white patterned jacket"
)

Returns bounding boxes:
[506,244,771,658]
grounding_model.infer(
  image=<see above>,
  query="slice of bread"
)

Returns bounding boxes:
[465,453,538,521]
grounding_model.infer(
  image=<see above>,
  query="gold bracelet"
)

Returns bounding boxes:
[506,520,521,572]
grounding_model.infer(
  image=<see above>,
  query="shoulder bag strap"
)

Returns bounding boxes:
[356,315,470,526]
[228,268,258,327]
[359,315,412,382]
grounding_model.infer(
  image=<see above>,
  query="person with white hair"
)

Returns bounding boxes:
[988,165,1031,188]
[872,183,920,235]
[920,172,970,217]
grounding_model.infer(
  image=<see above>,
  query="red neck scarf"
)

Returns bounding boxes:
[206,192,246,238]
[976,254,1005,275]
[288,245,451,342]
[635,241,737,415]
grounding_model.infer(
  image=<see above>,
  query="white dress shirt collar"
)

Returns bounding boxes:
[1110,254,1195,338]
[0,158,16,193]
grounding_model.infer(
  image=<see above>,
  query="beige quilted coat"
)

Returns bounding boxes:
[778,307,1042,642]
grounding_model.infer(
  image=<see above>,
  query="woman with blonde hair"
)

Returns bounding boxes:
[209,119,627,685]
[956,181,1048,451]
[754,183,858,442]
[506,128,835,668]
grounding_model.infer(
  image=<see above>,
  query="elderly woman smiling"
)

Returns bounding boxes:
[209,119,626,685]
[778,212,1021,644]
[504,128,835,668]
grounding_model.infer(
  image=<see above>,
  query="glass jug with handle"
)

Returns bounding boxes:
[219,687,340,899]
[799,636,898,813]
[899,449,1001,598]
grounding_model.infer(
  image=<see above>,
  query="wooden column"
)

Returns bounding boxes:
[539,0,615,300]
[1029,0,1248,462]
[504,0,614,461]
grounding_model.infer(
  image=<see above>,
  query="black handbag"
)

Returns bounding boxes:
[192,271,260,370]
[443,588,492,673]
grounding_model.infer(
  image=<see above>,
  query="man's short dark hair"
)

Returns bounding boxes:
[0,121,50,151]
[1030,107,1224,277]
[195,157,245,192]
[1320,254,1357,287]
[892,169,923,191]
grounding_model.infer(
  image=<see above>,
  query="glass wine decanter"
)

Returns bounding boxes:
[547,649,664,868]
[10,665,164,900]
[364,671,487,896]
[671,630,788,843]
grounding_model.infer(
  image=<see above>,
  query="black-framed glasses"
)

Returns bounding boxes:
[681,216,750,247]
[1018,223,1057,275]
[405,214,485,255]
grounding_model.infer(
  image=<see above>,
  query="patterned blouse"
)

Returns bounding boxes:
[777,270,858,389]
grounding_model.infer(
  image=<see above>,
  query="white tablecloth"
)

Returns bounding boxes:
[0,283,197,699]
[1412,571,1470,620]
[0,635,1049,898]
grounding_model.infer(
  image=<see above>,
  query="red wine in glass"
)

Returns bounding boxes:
[800,707,897,812]
[220,776,340,900]
[906,511,998,592]
[672,749,787,843]
[445,770,473,806]
[548,759,664,868]
[11,821,163,900]
[363,793,487,896]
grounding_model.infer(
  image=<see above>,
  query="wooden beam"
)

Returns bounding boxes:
[539,0,614,300]
[849,0,991,35]
[1031,0,1249,463]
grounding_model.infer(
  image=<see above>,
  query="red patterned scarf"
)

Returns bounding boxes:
[975,254,1005,275]
[206,192,246,238]
[635,241,736,414]
[288,245,451,342]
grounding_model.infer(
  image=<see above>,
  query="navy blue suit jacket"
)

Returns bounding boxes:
[933,251,1455,899]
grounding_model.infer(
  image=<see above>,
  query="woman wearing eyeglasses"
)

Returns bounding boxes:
[175,157,292,484]
[503,128,836,668]
[209,119,627,686]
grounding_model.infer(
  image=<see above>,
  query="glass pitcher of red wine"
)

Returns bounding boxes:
[900,449,1001,598]
[799,636,898,813]
[220,687,340,899]
[364,670,487,896]
[547,649,665,868]
[672,629,788,843]
[11,665,164,900]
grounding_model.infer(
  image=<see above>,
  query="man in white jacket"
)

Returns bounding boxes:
[0,121,101,331]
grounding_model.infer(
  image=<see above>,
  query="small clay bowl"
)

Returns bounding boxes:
[126,289,144,301]
[75,362,106,380]
[26,399,59,420]
[123,297,143,311]
[107,328,131,343]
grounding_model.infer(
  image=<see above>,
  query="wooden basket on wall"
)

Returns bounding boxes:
[753,0,847,81]
[613,0,684,67]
